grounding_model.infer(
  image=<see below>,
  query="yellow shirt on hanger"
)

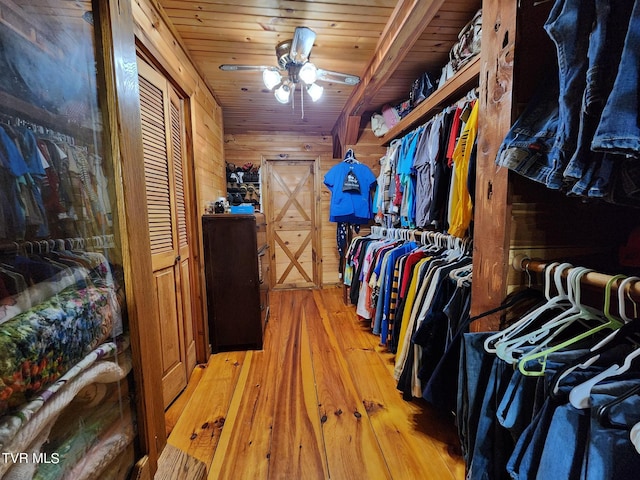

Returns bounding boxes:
[448,100,479,238]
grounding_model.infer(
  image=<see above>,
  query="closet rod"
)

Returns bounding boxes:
[513,254,640,302]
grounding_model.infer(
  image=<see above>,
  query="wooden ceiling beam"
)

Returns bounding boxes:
[332,0,446,151]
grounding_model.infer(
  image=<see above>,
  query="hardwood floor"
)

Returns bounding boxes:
[165,287,465,479]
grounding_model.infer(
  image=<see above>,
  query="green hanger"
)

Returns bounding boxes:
[517,273,626,376]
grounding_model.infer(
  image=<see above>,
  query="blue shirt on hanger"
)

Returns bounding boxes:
[324,160,377,224]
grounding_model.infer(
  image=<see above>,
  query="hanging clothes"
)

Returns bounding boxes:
[448,99,479,238]
[344,228,473,413]
[496,0,640,206]
[324,149,377,224]
[461,265,640,479]
[372,91,476,234]
[0,115,112,242]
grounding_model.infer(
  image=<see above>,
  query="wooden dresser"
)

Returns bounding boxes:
[202,214,269,352]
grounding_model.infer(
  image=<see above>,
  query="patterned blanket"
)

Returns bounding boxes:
[0,284,115,415]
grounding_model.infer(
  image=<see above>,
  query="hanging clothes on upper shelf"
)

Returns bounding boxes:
[372,88,478,236]
[0,115,112,243]
[495,0,640,206]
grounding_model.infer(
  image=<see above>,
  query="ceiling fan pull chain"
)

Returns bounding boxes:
[301,85,305,119]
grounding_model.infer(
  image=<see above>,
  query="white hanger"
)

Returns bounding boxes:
[484,262,570,354]
[449,264,473,288]
[551,274,631,394]
[618,276,640,322]
[496,265,588,364]
[567,275,631,408]
[515,267,618,375]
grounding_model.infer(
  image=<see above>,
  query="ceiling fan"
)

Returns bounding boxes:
[219,27,360,106]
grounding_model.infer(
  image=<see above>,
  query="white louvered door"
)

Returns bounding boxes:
[138,59,195,408]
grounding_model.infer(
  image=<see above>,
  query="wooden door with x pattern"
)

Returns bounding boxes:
[265,159,320,289]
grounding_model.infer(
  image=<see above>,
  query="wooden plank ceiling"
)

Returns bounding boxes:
[158,0,481,137]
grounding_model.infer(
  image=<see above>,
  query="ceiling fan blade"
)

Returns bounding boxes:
[219,64,279,72]
[290,27,316,64]
[316,68,361,85]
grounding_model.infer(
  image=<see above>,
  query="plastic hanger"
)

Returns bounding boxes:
[631,419,640,453]
[487,262,573,358]
[565,275,635,408]
[550,318,640,396]
[497,265,589,365]
[595,383,640,430]
[618,276,640,322]
[484,262,563,353]
[449,264,473,287]
[343,148,358,163]
[518,272,624,377]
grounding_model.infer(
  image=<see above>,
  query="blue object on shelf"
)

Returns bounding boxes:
[230,204,255,214]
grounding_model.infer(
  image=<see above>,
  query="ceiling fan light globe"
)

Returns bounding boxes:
[274,84,291,104]
[263,69,282,90]
[299,62,318,85]
[307,82,323,102]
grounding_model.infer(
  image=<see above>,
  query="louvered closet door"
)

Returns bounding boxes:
[169,88,198,374]
[138,59,193,408]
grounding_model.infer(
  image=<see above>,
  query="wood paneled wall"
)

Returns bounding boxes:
[132,0,387,293]
[132,0,226,363]
[224,132,336,285]
[132,0,226,216]
[224,128,384,286]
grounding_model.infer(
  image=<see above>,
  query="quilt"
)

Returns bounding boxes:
[0,284,115,414]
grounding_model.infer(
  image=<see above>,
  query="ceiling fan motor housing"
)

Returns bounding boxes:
[276,39,294,69]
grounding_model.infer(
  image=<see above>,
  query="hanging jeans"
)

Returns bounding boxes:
[460,332,515,480]
[495,74,563,189]
[558,0,634,197]
[585,380,640,480]
[497,0,640,201]
[592,0,640,156]
[506,359,599,480]
[543,0,597,190]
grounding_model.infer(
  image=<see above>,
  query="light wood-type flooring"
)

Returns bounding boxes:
[165,287,465,479]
